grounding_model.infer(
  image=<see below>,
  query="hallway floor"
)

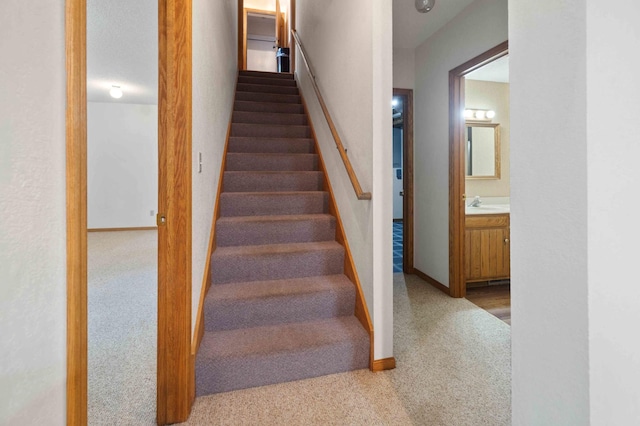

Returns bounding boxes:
[88,231,511,425]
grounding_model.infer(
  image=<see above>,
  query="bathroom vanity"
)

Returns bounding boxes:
[464,208,510,283]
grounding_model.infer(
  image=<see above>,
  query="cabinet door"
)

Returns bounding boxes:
[465,226,510,281]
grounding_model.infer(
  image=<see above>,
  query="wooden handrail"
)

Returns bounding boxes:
[291,30,372,201]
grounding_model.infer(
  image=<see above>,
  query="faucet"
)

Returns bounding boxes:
[468,195,482,207]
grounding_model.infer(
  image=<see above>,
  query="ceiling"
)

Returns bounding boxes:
[466,55,510,83]
[87,0,157,104]
[393,0,476,50]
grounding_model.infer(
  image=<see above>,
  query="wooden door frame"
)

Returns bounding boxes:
[65,0,193,424]
[393,88,414,273]
[448,41,508,298]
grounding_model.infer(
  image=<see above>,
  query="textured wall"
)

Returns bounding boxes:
[191,0,238,333]
[295,0,393,359]
[87,102,158,229]
[0,1,67,424]
[393,48,415,89]
[413,0,508,286]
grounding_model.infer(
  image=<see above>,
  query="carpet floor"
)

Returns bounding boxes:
[88,230,511,425]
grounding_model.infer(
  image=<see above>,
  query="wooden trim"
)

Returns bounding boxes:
[372,357,396,372]
[299,90,375,370]
[394,88,414,274]
[291,29,371,201]
[66,0,87,423]
[449,41,508,299]
[88,227,157,232]
[289,0,296,73]
[238,0,244,70]
[414,268,450,296]
[189,117,233,403]
[157,0,193,423]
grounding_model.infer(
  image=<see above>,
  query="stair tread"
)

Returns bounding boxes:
[239,70,294,79]
[207,274,352,303]
[200,316,368,358]
[212,240,342,257]
[217,213,333,224]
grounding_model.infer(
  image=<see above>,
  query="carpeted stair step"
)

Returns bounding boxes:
[204,275,355,331]
[225,153,318,171]
[238,75,297,87]
[237,83,299,96]
[231,123,311,139]
[223,171,323,192]
[239,70,294,80]
[232,111,307,126]
[228,137,315,154]
[219,191,328,217]
[210,241,344,285]
[216,214,336,247]
[195,316,370,395]
[234,100,305,114]
[235,91,301,104]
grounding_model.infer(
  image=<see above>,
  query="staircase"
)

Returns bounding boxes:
[195,70,370,396]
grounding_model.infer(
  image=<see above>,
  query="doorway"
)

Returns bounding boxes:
[244,10,277,72]
[66,0,193,424]
[448,41,509,300]
[392,88,414,274]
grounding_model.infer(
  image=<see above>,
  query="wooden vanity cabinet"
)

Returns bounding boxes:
[465,213,510,283]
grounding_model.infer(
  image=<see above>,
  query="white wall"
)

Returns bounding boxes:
[247,40,277,72]
[511,1,640,424]
[393,48,415,89]
[295,0,393,360]
[87,102,158,229]
[587,2,640,423]
[245,0,275,12]
[413,0,508,286]
[192,0,238,333]
[0,1,67,424]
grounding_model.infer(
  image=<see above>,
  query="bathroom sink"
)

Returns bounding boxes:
[465,204,510,215]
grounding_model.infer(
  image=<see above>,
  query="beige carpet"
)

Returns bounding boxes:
[88,230,511,425]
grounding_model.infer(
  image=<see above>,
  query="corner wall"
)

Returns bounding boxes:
[413,0,508,286]
[295,0,394,360]
[0,1,67,423]
[191,0,238,332]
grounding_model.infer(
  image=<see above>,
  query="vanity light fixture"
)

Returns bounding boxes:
[110,85,123,99]
[415,0,436,13]
[465,108,495,122]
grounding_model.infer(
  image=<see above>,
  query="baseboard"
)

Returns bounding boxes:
[87,226,157,232]
[372,357,396,372]
[414,268,450,296]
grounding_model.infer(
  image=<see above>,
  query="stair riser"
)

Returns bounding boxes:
[195,339,369,395]
[205,288,355,331]
[234,101,305,114]
[216,217,336,246]
[223,172,323,192]
[219,192,328,217]
[228,138,315,154]
[211,247,344,284]
[238,76,297,87]
[237,83,299,96]
[231,124,311,139]
[225,153,318,171]
[232,111,307,126]
[239,70,294,80]
[236,92,301,104]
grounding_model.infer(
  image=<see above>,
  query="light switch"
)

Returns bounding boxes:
[198,152,202,173]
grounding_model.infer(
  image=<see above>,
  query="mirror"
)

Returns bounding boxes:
[465,122,500,179]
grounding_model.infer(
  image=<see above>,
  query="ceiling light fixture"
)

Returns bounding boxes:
[415,0,436,13]
[110,85,123,99]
